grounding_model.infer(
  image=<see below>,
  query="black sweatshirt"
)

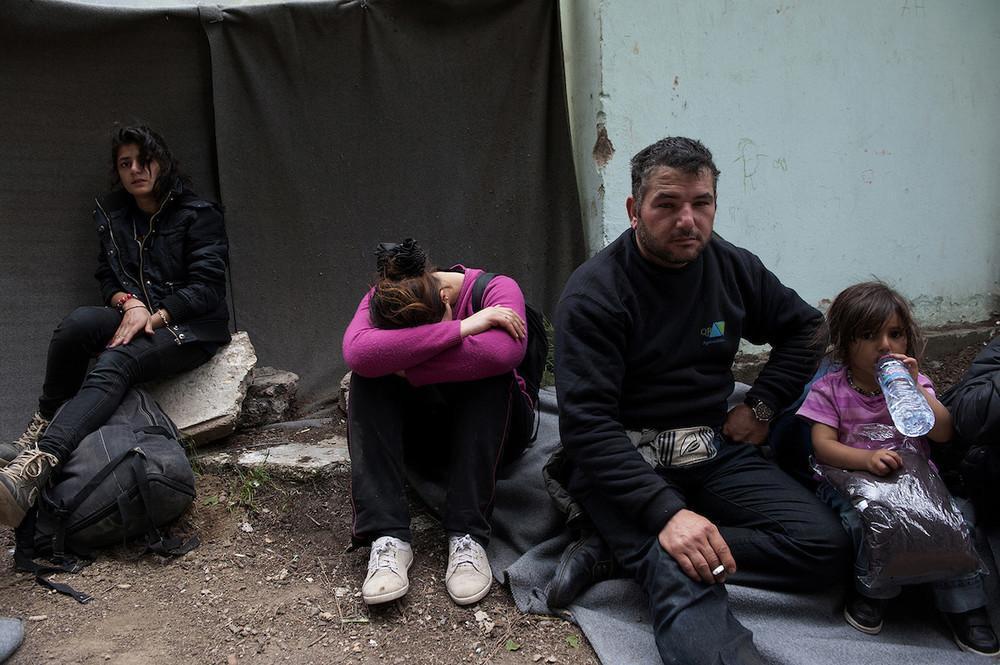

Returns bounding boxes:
[942,337,1000,445]
[555,229,823,536]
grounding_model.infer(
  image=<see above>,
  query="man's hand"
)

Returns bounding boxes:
[658,509,737,584]
[722,403,769,445]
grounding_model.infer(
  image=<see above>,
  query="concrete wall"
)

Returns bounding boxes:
[561,0,1000,324]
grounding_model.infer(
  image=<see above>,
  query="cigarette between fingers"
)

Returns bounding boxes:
[712,565,725,576]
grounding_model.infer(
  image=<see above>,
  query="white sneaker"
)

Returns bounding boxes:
[362,536,413,605]
[445,534,492,606]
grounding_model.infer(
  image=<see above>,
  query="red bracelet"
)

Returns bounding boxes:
[115,293,136,312]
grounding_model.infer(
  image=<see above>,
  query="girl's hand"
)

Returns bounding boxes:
[867,449,903,476]
[108,305,151,347]
[883,352,920,382]
[460,306,525,340]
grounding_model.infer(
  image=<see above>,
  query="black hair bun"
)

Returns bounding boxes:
[375,238,426,280]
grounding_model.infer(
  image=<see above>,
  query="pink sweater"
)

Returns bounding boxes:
[342,266,528,388]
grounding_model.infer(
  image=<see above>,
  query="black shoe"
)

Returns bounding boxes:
[946,607,1000,657]
[843,592,886,635]
[545,532,616,609]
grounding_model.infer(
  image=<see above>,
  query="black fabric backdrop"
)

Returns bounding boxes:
[0,0,584,438]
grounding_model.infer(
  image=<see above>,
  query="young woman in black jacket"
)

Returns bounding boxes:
[0,125,230,527]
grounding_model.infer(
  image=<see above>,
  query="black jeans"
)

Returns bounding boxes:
[569,439,851,665]
[348,372,533,547]
[36,306,216,463]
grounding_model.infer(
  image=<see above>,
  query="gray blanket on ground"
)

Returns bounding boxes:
[486,388,999,665]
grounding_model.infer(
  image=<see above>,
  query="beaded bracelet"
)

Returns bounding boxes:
[156,309,172,325]
[115,293,136,312]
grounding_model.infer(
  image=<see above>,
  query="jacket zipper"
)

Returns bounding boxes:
[137,193,173,310]
[95,199,141,290]
[98,194,184,345]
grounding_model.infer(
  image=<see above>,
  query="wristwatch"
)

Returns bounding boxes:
[745,396,775,423]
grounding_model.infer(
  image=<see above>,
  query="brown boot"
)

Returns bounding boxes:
[0,413,51,467]
[0,447,59,527]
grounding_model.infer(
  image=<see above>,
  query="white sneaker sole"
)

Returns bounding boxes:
[447,578,492,606]
[362,558,413,606]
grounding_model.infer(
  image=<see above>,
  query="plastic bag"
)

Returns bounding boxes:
[814,424,984,591]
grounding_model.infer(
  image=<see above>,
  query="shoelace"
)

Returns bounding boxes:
[14,414,49,449]
[369,541,402,575]
[1,448,58,481]
[449,535,480,570]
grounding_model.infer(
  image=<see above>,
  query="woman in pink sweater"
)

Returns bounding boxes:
[342,239,533,608]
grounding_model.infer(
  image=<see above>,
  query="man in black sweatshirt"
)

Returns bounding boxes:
[554,137,849,665]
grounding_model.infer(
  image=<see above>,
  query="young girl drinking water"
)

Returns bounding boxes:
[797,282,997,656]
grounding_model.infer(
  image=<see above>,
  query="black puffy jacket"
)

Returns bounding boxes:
[93,179,231,345]
[942,337,1000,445]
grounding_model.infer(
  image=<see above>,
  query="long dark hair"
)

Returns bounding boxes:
[825,281,924,364]
[110,125,188,202]
[368,239,446,329]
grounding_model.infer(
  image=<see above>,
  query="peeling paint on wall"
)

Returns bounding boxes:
[592,122,615,167]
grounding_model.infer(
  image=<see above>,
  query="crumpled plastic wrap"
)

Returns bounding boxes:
[814,424,984,591]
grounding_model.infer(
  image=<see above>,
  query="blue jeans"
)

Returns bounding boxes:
[37,306,217,463]
[816,481,987,612]
[570,437,850,665]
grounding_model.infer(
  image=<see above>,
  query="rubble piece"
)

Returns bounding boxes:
[239,366,300,430]
[197,437,350,481]
[338,371,351,416]
[145,331,257,445]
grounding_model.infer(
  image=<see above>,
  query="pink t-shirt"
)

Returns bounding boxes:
[796,366,935,458]
[341,266,528,391]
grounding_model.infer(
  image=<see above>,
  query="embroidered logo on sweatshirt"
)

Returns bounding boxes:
[701,320,726,345]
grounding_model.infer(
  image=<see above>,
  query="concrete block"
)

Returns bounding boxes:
[239,366,300,429]
[145,331,257,445]
[197,436,349,481]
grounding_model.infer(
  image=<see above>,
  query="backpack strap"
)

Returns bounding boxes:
[49,446,145,557]
[14,509,93,604]
[471,270,542,443]
[471,272,497,312]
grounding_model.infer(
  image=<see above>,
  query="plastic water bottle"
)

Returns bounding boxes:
[876,356,935,437]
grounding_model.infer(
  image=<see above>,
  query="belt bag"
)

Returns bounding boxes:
[627,425,719,468]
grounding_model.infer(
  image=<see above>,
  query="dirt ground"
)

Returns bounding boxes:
[1,421,597,665]
[2,324,995,664]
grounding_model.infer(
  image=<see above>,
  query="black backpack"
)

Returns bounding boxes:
[471,272,549,433]
[15,389,198,602]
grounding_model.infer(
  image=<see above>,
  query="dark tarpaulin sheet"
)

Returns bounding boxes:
[0,0,583,438]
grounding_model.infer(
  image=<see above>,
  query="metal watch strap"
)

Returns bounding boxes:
[747,396,775,422]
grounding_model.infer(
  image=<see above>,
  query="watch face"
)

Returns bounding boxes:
[751,400,774,422]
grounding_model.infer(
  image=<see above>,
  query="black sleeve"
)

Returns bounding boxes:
[555,292,687,535]
[159,204,229,322]
[943,338,1000,444]
[740,253,825,412]
[95,237,123,306]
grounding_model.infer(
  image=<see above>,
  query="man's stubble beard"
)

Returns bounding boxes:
[634,216,710,267]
